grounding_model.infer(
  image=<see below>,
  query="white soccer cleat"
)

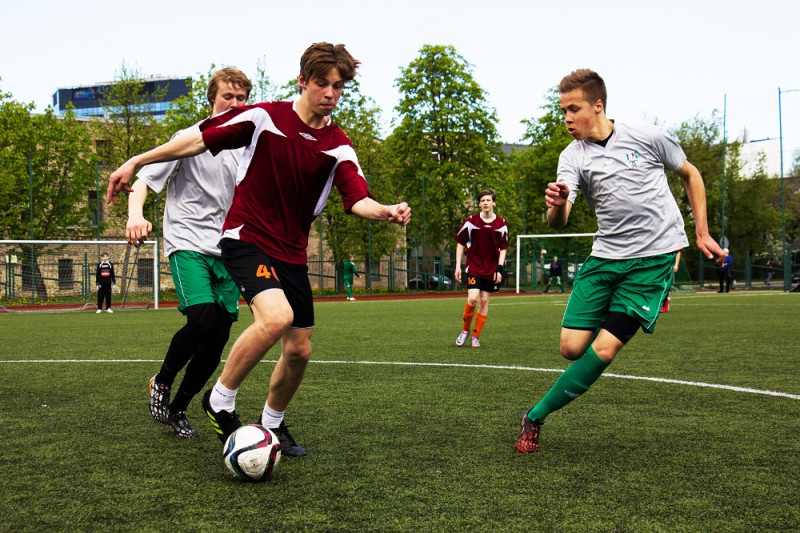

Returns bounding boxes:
[471,336,481,348]
[456,330,469,347]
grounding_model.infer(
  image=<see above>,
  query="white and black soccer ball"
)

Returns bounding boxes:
[223,424,281,481]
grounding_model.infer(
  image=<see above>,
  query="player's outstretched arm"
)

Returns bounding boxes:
[350,198,411,226]
[545,181,572,229]
[677,161,726,266]
[107,131,207,204]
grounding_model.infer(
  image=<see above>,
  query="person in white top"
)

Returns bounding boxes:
[516,69,726,453]
[126,67,252,439]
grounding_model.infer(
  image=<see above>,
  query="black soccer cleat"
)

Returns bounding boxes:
[260,417,307,457]
[202,389,242,444]
[169,410,198,439]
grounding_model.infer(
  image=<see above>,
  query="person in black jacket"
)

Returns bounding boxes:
[96,252,116,313]
[543,256,564,293]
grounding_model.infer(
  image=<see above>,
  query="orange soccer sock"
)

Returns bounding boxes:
[462,303,476,332]
[473,313,487,338]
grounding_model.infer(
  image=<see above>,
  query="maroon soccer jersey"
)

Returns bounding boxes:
[200,101,371,265]
[454,214,509,279]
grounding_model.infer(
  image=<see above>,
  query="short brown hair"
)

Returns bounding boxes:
[559,69,607,111]
[207,67,252,108]
[478,189,496,202]
[299,43,360,89]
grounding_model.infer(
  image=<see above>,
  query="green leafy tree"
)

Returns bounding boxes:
[721,143,782,255]
[0,92,99,298]
[670,113,783,269]
[92,62,170,234]
[252,56,277,103]
[668,113,726,249]
[511,89,595,236]
[93,62,168,166]
[165,58,276,133]
[317,80,401,285]
[0,93,98,240]
[163,69,214,133]
[385,44,502,257]
[791,150,800,177]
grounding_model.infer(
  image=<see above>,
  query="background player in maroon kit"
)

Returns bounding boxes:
[107,43,411,456]
[453,189,509,348]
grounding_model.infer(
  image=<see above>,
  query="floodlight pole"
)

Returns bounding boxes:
[778,87,800,291]
[721,94,727,245]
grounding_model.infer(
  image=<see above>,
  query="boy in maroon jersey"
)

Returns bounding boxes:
[107,43,411,455]
[453,189,509,348]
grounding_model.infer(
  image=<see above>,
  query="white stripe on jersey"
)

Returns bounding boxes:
[313,144,366,216]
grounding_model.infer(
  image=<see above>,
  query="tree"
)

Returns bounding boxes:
[316,80,401,285]
[670,113,782,266]
[0,93,98,240]
[92,62,170,234]
[93,62,168,167]
[0,92,99,298]
[385,44,502,257]
[163,69,214,133]
[511,89,595,236]
[791,150,800,177]
[165,58,277,132]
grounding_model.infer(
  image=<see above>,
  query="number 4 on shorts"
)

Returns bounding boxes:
[256,264,271,279]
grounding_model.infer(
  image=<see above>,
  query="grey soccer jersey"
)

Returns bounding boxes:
[557,120,689,259]
[136,123,241,257]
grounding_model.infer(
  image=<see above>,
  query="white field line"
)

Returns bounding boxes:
[1,358,798,401]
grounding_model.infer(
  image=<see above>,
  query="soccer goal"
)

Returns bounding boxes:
[0,240,160,310]
[515,233,595,293]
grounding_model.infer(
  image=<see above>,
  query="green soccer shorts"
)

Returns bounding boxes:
[169,251,239,321]
[562,253,676,334]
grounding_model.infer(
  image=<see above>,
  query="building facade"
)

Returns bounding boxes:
[52,77,191,120]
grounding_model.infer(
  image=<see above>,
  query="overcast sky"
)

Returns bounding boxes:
[2,0,799,168]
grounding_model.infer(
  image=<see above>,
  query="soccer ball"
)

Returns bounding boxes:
[223,424,281,481]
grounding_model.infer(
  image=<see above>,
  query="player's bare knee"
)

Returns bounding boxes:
[558,328,594,360]
[254,312,293,342]
[283,337,312,365]
[559,343,584,360]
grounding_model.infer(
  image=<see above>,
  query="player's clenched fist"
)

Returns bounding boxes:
[545,182,570,209]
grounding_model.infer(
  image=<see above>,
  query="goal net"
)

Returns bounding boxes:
[515,233,596,293]
[515,233,695,293]
[0,240,160,310]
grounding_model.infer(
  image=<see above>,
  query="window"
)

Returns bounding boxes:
[58,259,74,290]
[137,258,154,288]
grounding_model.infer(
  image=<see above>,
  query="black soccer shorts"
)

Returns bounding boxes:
[219,238,314,329]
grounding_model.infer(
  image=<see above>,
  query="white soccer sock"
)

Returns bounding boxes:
[210,379,238,412]
[260,402,284,429]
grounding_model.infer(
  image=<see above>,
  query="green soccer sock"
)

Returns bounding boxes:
[346,285,353,298]
[527,346,610,423]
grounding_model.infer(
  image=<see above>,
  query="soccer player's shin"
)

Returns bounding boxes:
[527,346,610,423]
[473,313,487,338]
[462,302,476,332]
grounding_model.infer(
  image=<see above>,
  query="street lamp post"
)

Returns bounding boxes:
[778,87,800,291]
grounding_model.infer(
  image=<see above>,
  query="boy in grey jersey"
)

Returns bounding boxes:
[126,67,252,438]
[516,69,726,453]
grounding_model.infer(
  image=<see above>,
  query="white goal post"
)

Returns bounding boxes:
[515,233,595,293]
[0,240,160,309]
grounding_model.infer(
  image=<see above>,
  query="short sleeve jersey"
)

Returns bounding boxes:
[454,214,509,279]
[136,122,240,257]
[557,120,689,259]
[200,101,371,265]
